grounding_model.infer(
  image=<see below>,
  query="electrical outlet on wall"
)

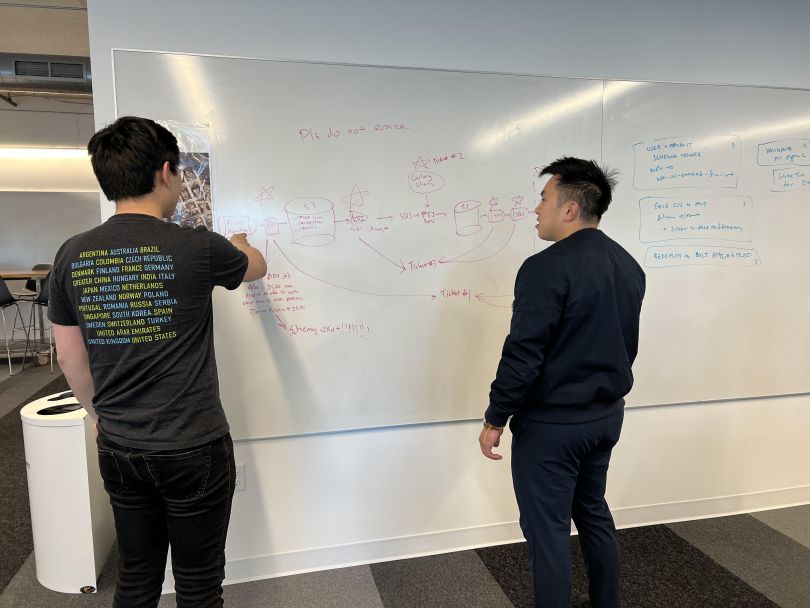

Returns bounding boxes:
[235,463,246,492]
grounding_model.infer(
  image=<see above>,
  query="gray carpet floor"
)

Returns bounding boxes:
[1,370,809,607]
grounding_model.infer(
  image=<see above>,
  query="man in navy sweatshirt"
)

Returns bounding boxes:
[479,157,645,608]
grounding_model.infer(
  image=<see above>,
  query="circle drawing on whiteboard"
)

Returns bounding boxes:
[454,200,482,236]
[407,171,445,194]
[285,198,336,246]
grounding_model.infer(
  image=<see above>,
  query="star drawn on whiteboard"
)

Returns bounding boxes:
[489,196,501,207]
[255,186,275,202]
[341,184,369,209]
[412,156,431,171]
[512,195,525,207]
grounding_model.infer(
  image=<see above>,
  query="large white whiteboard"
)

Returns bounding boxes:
[112,51,810,439]
[601,81,810,408]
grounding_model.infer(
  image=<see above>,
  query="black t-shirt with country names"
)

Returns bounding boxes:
[48,213,249,450]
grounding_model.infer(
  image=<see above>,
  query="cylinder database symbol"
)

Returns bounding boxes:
[285,198,336,246]
[454,200,482,236]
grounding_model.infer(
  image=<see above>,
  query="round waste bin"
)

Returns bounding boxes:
[20,391,115,594]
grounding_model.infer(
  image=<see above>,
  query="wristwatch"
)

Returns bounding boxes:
[482,418,504,431]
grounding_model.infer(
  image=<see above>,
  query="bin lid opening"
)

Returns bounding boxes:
[36,404,82,416]
[47,391,75,402]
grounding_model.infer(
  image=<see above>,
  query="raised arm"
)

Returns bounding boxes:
[230,233,267,282]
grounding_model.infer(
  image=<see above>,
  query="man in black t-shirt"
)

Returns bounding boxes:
[50,116,266,608]
[479,158,645,608]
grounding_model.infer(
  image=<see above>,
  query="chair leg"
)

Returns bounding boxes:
[2,310,9,376]
[48,317,54,374]
[22,303,36,372]
[1,308,13,376]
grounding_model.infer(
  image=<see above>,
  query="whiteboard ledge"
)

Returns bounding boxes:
[227,390,810,444]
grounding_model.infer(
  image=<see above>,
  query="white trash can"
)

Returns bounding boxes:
[20,391,115,594]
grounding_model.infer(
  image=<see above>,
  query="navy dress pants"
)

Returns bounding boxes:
[96,431,236,608]
[510,409,624,608]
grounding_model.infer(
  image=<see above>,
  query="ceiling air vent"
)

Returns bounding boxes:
[15,60,50,78]
[1,54,92,94]
[50,62,84,79]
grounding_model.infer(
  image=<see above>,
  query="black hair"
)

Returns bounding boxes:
[87,116,179,202]
[540,157,618,221]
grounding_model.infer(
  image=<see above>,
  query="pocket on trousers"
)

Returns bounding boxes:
[97,448,125,495]
[509,416,523,441]
[143,445,212,501]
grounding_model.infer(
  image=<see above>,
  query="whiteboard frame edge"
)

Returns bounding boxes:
[109,47,810,94]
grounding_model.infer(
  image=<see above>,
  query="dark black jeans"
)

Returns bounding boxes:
[511,410,624,608]
[96,431,236,608]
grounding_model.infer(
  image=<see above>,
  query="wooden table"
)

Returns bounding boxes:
[0,269,50,281]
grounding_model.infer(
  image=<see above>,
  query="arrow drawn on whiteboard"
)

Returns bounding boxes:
[358,238,406,272]
[439,226,494,264]
[274,241,436,300]
[273,314,288,330]
[442,224,515,264]
[475,293,512,309]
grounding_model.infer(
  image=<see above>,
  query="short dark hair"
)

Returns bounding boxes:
[87,116,179,202]
[540,157,618,221]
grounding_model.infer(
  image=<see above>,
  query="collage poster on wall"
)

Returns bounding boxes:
[160,122,213,229]
[175,151,212,229]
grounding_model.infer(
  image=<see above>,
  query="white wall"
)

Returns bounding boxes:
[0,192,99,268]
[86,0,810,585]
[0,97,99,291]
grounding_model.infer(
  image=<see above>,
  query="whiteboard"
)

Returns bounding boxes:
[602,81,810,408]
[112,51,810,439]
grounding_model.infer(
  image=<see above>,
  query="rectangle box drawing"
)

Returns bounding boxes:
[638,195,753,243]
[757,139,810,166]
[633,135,741,190]
[644,245,761,268]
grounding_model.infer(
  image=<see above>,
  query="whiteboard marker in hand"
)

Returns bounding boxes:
[229,232,268,281]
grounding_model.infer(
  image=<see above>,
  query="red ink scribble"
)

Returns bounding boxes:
[407,171,445,195]
[299,128,320,143]
[407,258,442,272]
[432,152,467,166]
[510,207,530,221]
[286,322,371,337]
[451,224,516,264]
[274,241,435,300]
[358,238,406,272]
[219,216,257,238]
[399,210,448,224]
[255,186,275,203]
[475,293,513,309]
[412,156,431,171]
[440,288,473,300]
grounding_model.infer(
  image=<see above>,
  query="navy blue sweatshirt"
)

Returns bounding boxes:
[485,228,645,426]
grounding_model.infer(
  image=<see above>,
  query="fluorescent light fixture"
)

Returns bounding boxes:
[0,148,97,192]
[0,147,89,160]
